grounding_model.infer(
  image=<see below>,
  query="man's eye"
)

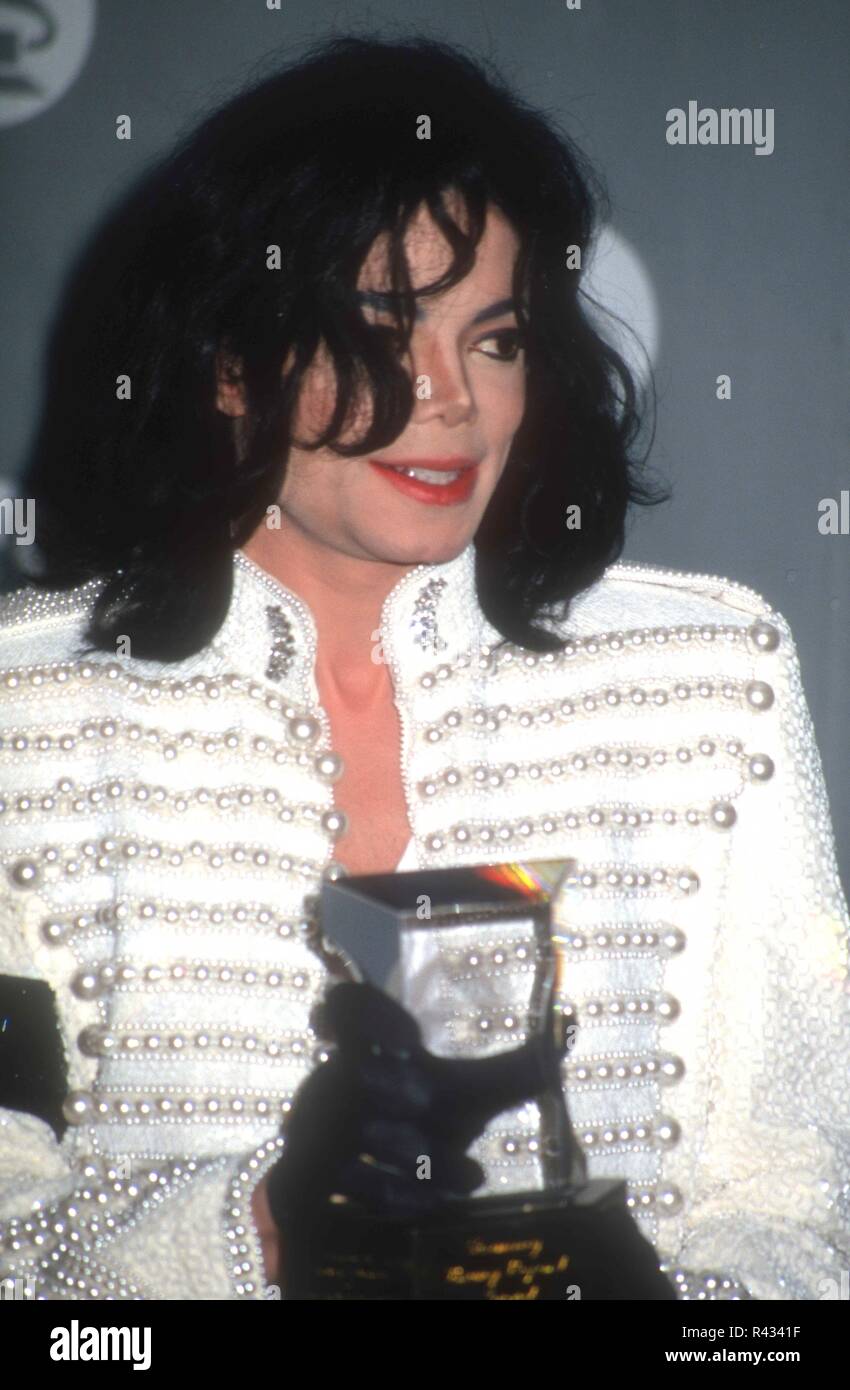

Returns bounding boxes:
[476,328,525,362]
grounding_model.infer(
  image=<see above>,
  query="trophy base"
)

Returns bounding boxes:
[284,1178,677,1300]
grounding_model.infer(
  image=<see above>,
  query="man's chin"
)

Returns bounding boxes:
[368,533,473,568]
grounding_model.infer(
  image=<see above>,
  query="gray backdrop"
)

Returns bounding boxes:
[1,0,847,894]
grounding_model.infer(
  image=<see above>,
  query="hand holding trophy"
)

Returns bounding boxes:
[266,860,676,1300]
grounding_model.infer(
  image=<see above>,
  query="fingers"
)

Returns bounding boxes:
[284,1050,431,1135]
[354,1053,434,1118]
[358,1118,486,1194]
[329,1159,444,1216]
[271,1081,486,1220]
[318,985,553,1135]
[314,981,423,1056]
[272,1053,433,1209]
[328,1136,484,1216]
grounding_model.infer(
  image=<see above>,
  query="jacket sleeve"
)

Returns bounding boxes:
[662,606,850,1301]
[0,882,283,1301]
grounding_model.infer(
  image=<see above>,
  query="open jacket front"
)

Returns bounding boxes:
[0,542,848,1300]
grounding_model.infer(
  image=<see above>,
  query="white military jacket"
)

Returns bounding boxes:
[0,543,848,1302]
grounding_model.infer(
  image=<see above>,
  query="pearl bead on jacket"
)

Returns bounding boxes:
[0,543,848,1301]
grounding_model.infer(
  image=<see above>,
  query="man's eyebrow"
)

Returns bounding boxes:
[355,290,518,326]
[468,297,518,326]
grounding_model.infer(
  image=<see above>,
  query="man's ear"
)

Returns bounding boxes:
[215,350,246,416]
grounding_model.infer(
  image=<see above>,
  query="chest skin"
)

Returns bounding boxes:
[322,691,413,875]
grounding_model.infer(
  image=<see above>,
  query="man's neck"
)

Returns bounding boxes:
[241,523,417,705]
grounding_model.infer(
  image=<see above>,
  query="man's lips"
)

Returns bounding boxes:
[367,456,481,505]
[369,457,480,474]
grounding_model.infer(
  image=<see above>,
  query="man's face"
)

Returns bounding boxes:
[221,198,527,568]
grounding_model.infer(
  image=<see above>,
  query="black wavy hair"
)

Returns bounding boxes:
[19,34,667,660]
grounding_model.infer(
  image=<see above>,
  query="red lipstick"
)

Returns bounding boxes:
[368,457,480,506]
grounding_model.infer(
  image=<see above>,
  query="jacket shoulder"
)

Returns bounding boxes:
[0,578,103,671]
[565,559,784,634]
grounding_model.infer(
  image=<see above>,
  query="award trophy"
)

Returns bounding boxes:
[289,859,675,1300]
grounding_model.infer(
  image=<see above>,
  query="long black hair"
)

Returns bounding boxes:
[18,34,667,660]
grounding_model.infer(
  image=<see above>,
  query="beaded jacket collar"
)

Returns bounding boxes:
[225,542,491,700]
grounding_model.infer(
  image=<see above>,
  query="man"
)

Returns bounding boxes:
[1,36,848,1301]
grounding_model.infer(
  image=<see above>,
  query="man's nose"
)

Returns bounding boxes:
[409,336,475,427]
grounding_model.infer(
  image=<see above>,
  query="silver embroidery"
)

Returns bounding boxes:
[410,576,448,653]
[264,604,296,680]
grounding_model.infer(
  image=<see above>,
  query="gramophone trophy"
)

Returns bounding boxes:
[287,859,675,1300]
